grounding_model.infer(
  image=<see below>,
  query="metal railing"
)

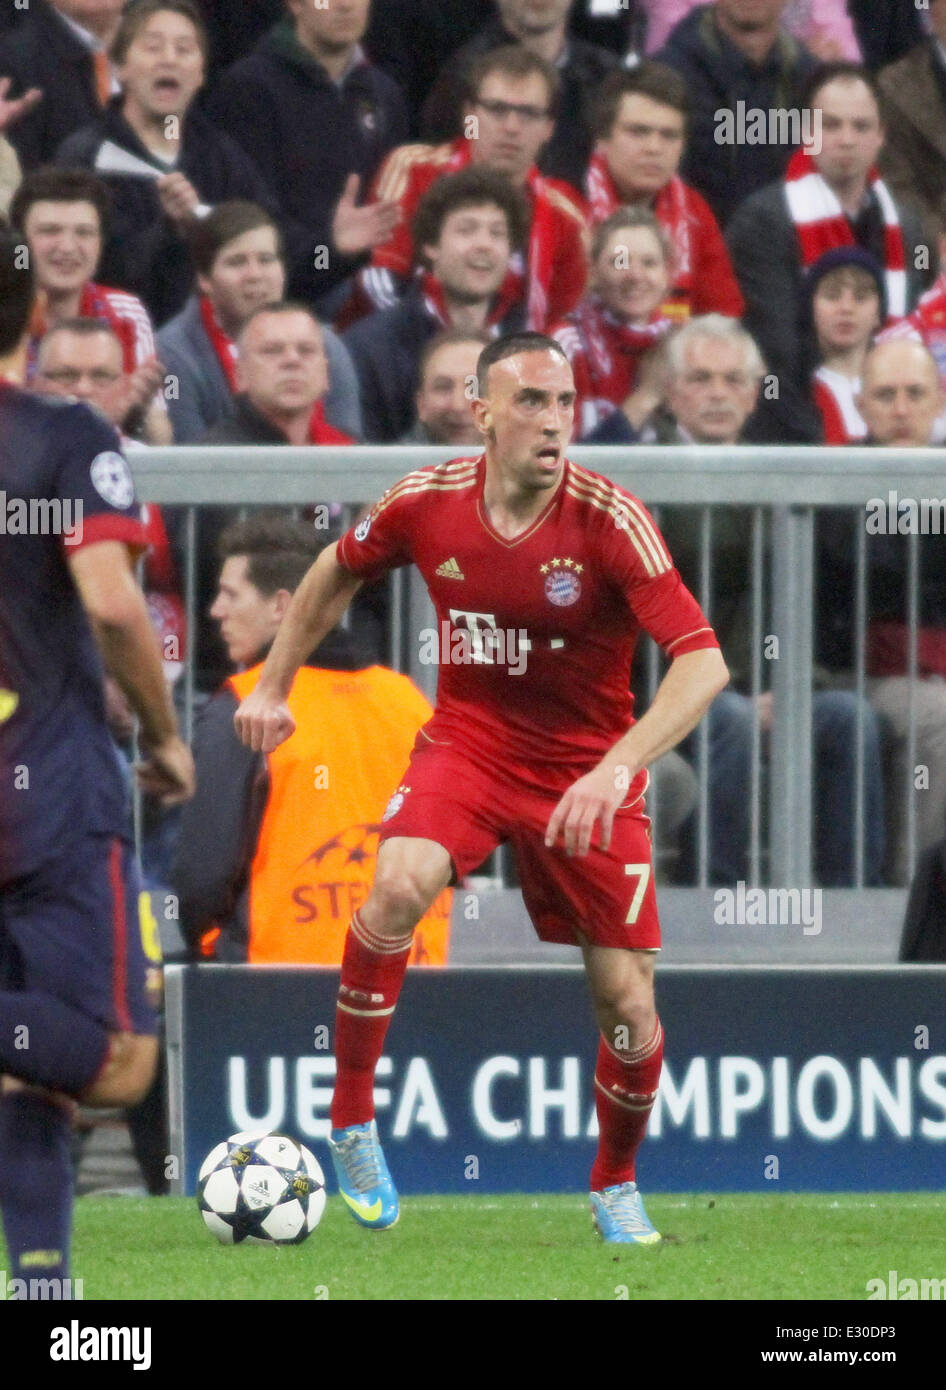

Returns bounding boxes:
[133,444,945,894]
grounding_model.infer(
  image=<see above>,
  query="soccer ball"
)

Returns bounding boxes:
[197,1130,327,1245]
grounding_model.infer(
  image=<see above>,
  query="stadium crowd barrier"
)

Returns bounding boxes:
[134,445,940,963]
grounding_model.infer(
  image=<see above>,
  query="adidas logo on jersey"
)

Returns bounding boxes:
[436,557,464,579]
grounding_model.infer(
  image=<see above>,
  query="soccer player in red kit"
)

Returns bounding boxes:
[235,332,729,1244]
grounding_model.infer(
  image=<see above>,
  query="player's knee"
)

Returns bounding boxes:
[366,861,436,932]
[594,982,655,1043]
[80,1033,158,1108]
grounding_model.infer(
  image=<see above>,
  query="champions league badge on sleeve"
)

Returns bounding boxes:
[354,514,372,542]
[90,451,135,510]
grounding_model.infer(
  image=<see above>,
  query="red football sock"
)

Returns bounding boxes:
[330,911,413,1130]
[590,1018,664,1191]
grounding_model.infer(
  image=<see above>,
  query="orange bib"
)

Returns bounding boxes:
[228,664,451,964]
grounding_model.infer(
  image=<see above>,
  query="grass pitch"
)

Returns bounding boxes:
[7,1192,945,1301]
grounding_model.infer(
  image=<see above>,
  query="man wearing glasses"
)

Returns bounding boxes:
[420,0,619,192]
[362,45,588,332]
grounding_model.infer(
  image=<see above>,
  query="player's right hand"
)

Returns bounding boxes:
[135,734,195,806]
[234,687,296,753]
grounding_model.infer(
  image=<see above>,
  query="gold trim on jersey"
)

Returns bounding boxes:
[370,459,480,519]
[566,466,671,578]
[539,178,588,229]
[666,626,716,652]
[374,140,457,203]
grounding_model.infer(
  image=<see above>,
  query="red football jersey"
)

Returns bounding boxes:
[337,456,719,797]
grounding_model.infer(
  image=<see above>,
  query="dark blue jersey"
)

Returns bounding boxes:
[0,383,146,884]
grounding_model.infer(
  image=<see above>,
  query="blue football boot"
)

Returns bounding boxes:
[328,1120,399,1230]
[590,1181,662,1244]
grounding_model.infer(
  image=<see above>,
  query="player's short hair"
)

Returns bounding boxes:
[237,300,323,346]
[476,331,569,397]
[188,201,283,278]
[0,223,35,356]
[217,513,327,597]
[111,0,208,64]
[466,44,560,117]
[801,61,883,120]
[411,167,529,267]
[590,205,675,269]
[590,62,690,141]
[665,314,766,383]
[419,327,494,387]
[9,168,110,239]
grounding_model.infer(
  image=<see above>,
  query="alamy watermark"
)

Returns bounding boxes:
[0,493,83,543]
[867,1270,946,1300]
[865,492,946,535]
[1,1269,83,1300]
[419,612,530,675]
[713,881,823,936]
[714,101,822,155]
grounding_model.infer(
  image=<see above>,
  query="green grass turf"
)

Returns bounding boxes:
[5,1193,945,1300]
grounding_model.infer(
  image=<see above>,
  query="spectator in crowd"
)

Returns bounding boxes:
[420,0,619,193]
[640,316,885,885]
[657,0,817,227]
[11,167,171,444]
[727,62,930,444]
[0,0,123,170]
[207,0,407,312]
[819,339,945,884]
[345,166,528,443]
[808,247,884,443]
[193,302,353,690]
[173,515,450,965]
[401,329,492,445]
[585,63,744,320]
[366,0,637,136]
[645,0,860,60]
[878,0,946,246]
[552,206,675,440]
[363,45,588,331]
[200,303,351,449]
[157,200,361,442]
[55,0,275,326]
[877,196,946,412]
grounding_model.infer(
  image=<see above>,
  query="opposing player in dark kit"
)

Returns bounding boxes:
[0,227,194,1294]
[236,331,728,1244]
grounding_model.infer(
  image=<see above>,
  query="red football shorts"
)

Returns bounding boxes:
[378,734,660,950]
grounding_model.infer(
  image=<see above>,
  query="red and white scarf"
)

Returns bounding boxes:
[784,147,906,320]
[200,294,240,392]
[585,153,694,290]
[420,272,517,333]
[554,297,672,437]
[812,366,866,445]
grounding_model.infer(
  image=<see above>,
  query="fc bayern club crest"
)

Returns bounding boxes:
[544,567,581,607]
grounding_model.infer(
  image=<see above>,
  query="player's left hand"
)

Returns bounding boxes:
[544,760,631,857]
